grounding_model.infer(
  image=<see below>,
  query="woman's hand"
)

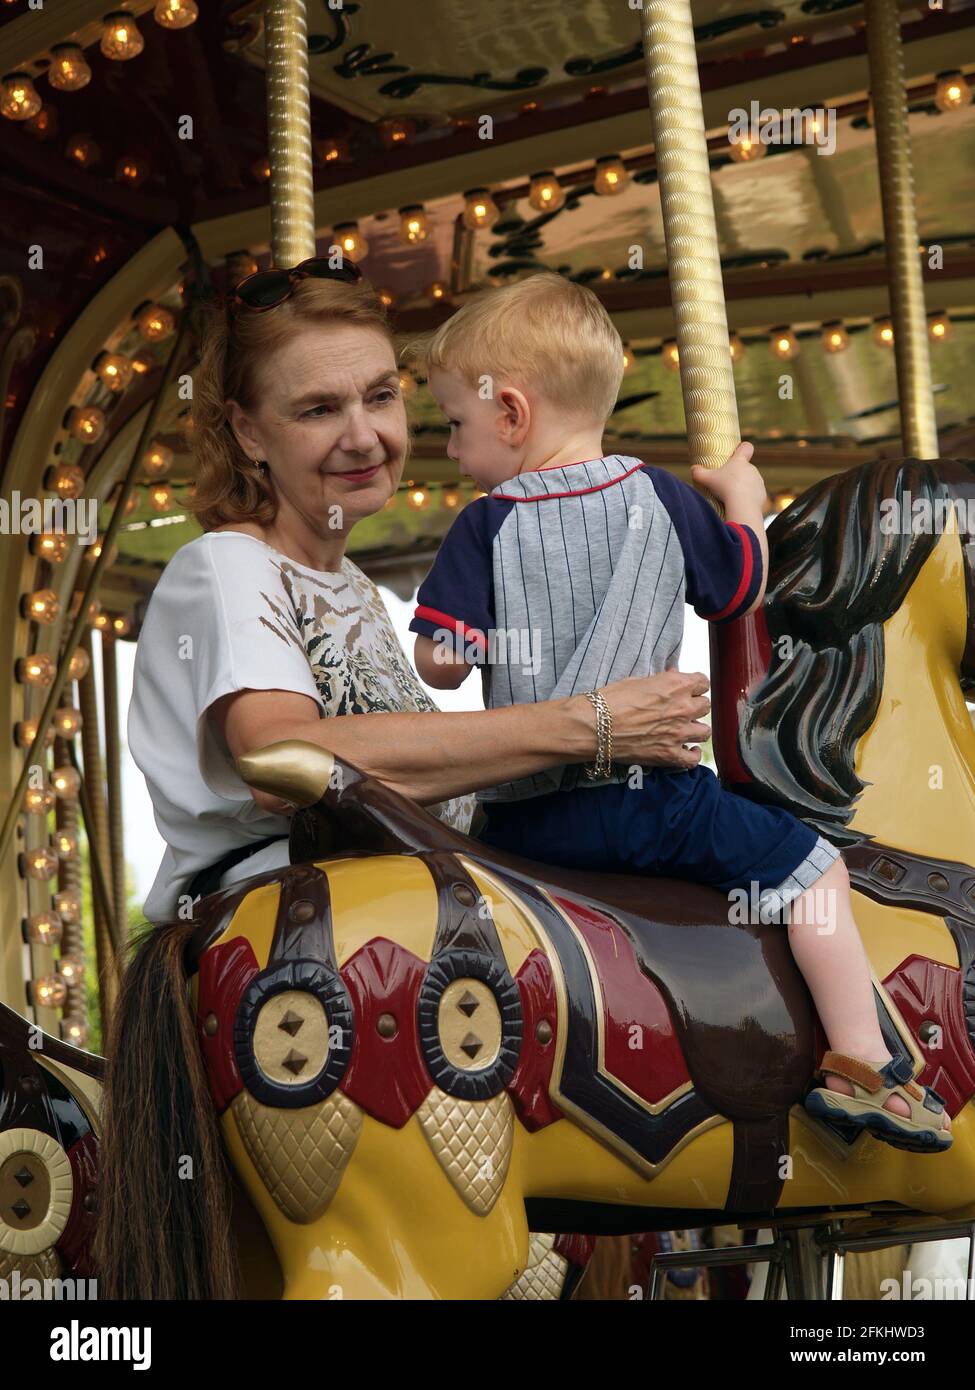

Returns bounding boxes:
[572,670,711,770]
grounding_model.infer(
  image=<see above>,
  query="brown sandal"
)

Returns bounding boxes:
[804,1050,952,1153]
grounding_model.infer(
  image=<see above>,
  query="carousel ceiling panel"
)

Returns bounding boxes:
[233,0,879,124]
[451,104,975,290]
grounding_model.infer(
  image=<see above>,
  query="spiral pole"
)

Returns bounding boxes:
[640,0,740,472]
[865,0,938,457]
[265,0,317,269]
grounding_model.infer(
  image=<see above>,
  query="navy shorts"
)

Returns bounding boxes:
[478,765,838,903]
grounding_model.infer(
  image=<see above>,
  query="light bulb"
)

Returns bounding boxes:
[463,188,500,230]
[25,588,60,624]
[398,369,418,399]
[52,766,81,799]
[53,891,81,924]
[136,304,176,342]
[17,653,56,686]
[66,133,100,168]
[24,784,56,815]
[54,707,83,737]
[662,339,681,371]
[729,133,767,164]
[442,489,461,509]
[621,343,635,375]
[770,328,800,360]
[399,205,429,244]
[529,171,565,213]
[314,136,350,164]
[407,488,429,509]
[24,846,59,880]
[377,287,396,308]
[873,318,895,348]
[594,156,629,196]
[33,975,68,1008]
[427,281,449,301]
[101,11,145,61]
[33,531,71,562]
[95,352,134,392]
[63,1018,89,1047]
[154,0,199,28]
[25,913,63,947]
[379,118,415,147]
[15,720,56,749]
[116,155,150,187]
[55,831,78,859]
[1,71,42,121]
[58,955,84,983]
[25,103,57,140]
[928,311,951,343]
[143,442,173,477]
[935,71,971,113]
[46,462,85,499]
[112,615,132,636]
[130,348,155,374]
[251,156,271,182]
[821,322,849,354]
[48,44,92,92]
[729,333,746,364]
[331,222,368,259]
[149,483,174,512]
[68,647,91,681]
[69,406,106,443]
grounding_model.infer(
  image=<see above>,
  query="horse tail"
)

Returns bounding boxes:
[94,921,241,1299]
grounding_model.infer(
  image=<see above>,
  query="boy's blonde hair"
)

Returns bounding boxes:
[408,272,625,424]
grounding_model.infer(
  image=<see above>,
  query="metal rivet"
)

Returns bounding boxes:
[927,873,950,893]
[204,1012,219,1037]
[17,1074,41,1097]
[536,1019,553,1045]
[377,1012,397,1039]
[452,883,476,907]
[288,899,316,924]
[83,1191,97,1214]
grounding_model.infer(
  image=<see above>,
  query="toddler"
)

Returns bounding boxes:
[407,273,950,1153]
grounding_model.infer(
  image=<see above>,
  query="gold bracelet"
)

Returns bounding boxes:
[583,689,613,779]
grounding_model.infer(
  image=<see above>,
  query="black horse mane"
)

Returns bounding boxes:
[737,457,949,845]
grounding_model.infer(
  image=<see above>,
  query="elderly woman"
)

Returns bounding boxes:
[128,262,712,921]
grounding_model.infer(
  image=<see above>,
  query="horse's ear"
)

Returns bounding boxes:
[237,740,467,860]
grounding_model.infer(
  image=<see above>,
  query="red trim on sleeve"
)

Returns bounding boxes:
[413,604,487,649]
[493,460,645,501]
[701,521,755,622]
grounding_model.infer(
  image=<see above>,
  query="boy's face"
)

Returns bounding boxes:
[427,366,519,491]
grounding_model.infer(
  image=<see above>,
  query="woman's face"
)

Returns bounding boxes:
[230,323,407,534]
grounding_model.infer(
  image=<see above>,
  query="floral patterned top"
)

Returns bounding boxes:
[129,530,474,922]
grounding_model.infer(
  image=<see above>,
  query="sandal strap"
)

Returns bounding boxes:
[820,1049,923,1099]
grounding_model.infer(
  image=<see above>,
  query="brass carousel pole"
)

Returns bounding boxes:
[864,0,939,457]
[78,630,118,1017]
[264,0,317,268]
[639,1,741,475]
[102,631,128,949]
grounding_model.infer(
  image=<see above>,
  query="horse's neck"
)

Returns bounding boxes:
[849,622,975,867]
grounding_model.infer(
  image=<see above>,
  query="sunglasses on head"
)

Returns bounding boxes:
[227,256,363,313]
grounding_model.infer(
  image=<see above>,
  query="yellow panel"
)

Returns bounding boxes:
[854,894,959,981]
[322,856,439,968]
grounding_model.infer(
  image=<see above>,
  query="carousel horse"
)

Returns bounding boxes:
[3,455,975,1301]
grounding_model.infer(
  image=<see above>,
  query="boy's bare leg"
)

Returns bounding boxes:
[783,858,950,1127]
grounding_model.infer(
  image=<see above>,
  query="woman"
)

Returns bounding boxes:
[128,260,714,921]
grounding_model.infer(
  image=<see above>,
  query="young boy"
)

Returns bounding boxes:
[406,273,950,1153]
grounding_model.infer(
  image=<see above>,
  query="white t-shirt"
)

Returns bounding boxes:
[128,530,474,923]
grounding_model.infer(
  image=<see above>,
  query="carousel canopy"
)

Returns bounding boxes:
[0,0,973,629]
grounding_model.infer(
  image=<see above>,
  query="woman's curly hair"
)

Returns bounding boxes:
[189,275,395,531]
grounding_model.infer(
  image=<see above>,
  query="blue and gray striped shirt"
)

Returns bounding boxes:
[410,455,763,801]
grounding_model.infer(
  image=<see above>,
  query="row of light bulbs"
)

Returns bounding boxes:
[329,159,630,262]
[657,311,953,369]
[1,5,198,122]
[721,72,972,163]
